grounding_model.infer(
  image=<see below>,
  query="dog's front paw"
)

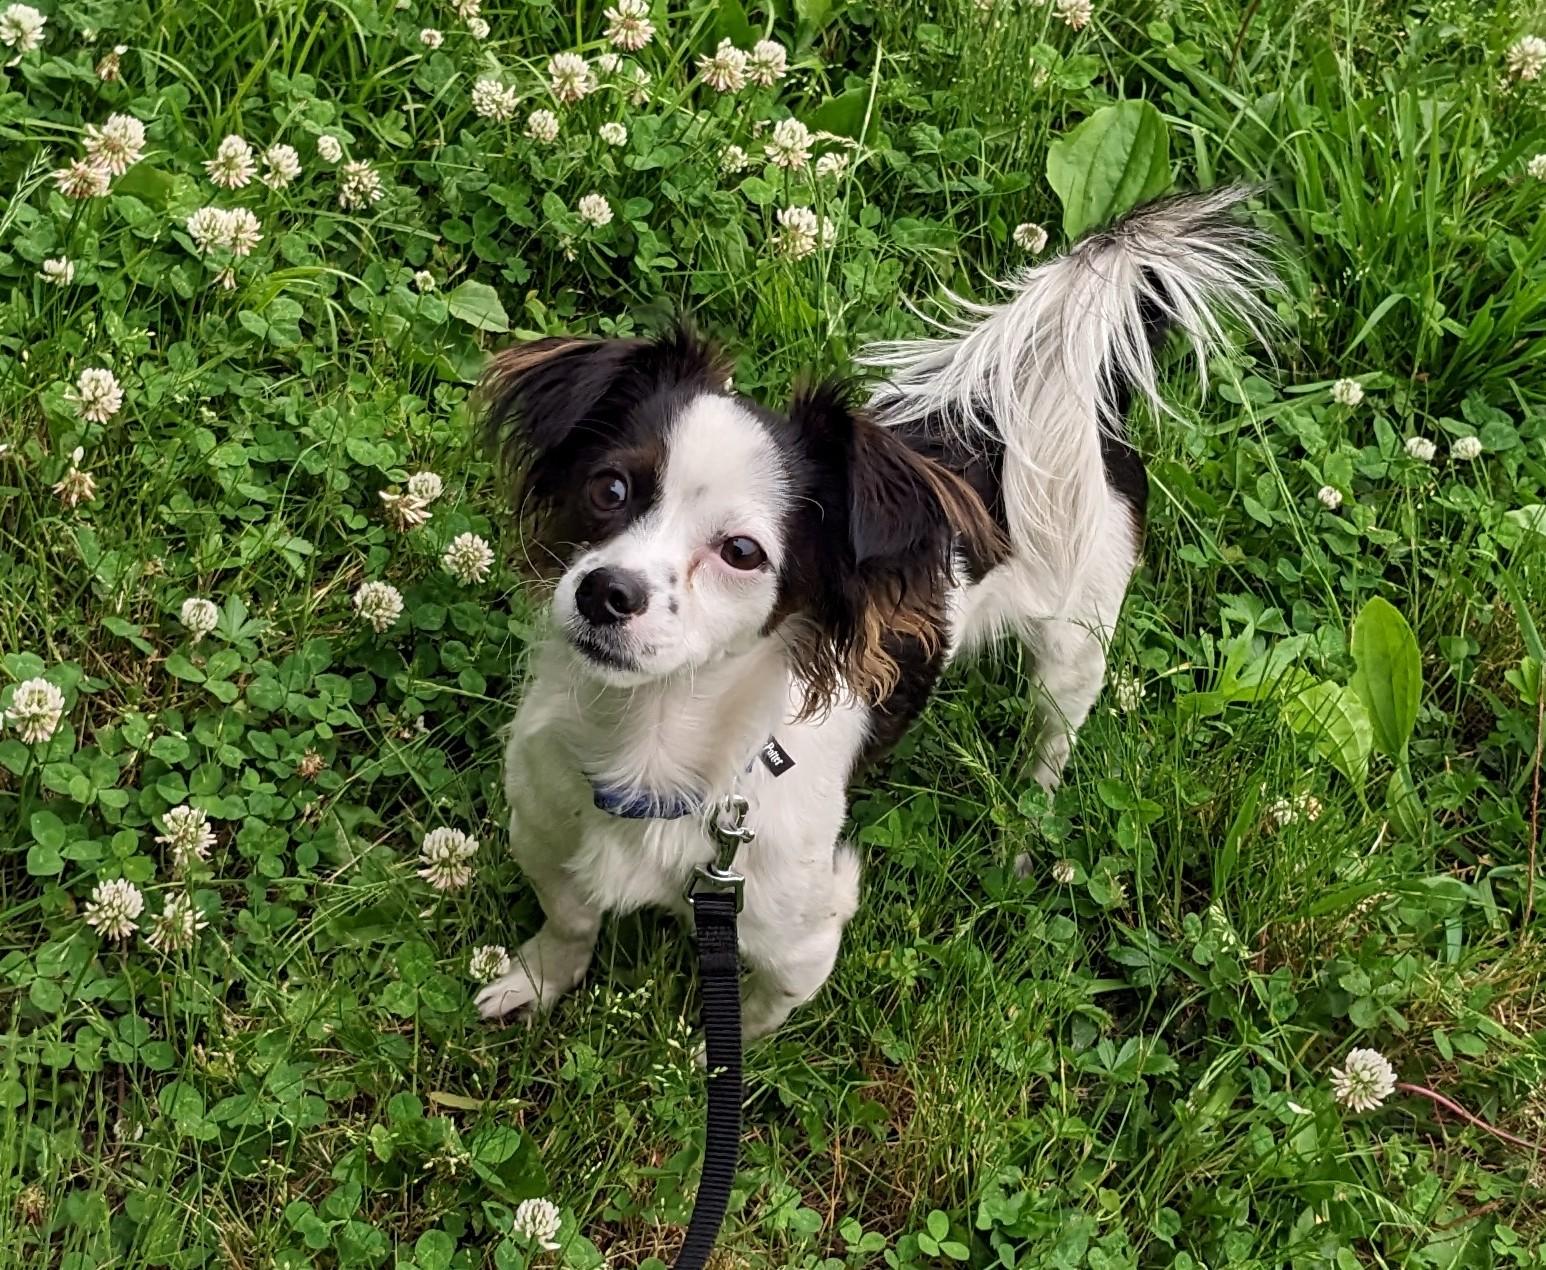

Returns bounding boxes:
[475,967,545,1021]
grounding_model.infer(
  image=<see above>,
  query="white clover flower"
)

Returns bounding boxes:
[1268,791,1322,827]
[222,207,263,257]
[577,193,613,227]
[625,63,652,104]
[40,257,74,285]
[598,121,628,146]
[205,134,258,189]
[525,108,560,143]
[1054,0,1093,30]
[1330,378,1364,407]
[772,205,833,260]
[1330,1047,1397,1112]
[185,206,227,253]
[1317,484,1343,510]
[1051,858,1076,885]
[1528,154,1546,181]
[83,113,146,176]
[469,944,511,982]
[467,16,489,38]
[604,0,653,51]
[406,471,444,503]
[1112,674,1145,714]
[453,0,480,18]
[317,133,344,163]
[721,144,750,174]
[412,270,436,292]
[814,151,849,181]
[548,51,595,103]
[96,43,126,81]
[1507,35,1546,81]
[512,1198,562,1251]
[442,532,495,584]
[68,368,124,423]
[419,27,443,48]
[417,827,479,891]
[262,142,302,189]
[594,51,622,76]
[6,677,65,743]
[1203,903,1243,953]
[0,3,46,54]
[472,77,520,121]
[747,38,789,86]
[380,490,431,531]
[1404,435,1436,462]
[338,159,384,209]
[765,117,813,169]
[52,447,96,508]
[354,580,404,632]
[179,597,220,643]
[1451,435,1482,462]
[52,160,111,200]
[1013,222,1049,253]
[157,804,217,870]
[698,39,748,93]
[84,879,143,941]
[146,892,208,952]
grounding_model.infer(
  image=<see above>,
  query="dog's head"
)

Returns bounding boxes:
[481,328,1003,710]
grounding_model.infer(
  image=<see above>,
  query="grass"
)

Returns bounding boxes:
[3,0,1546,1265]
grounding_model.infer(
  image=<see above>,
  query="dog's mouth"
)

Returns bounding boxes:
[567,625,639,672]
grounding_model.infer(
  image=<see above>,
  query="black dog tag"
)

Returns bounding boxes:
[758,736,795,776]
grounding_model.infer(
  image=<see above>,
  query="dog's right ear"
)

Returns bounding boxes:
[479,336,647,507]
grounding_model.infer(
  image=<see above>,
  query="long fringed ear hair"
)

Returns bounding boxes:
[782,381,1007,715]
[477,327,730,565]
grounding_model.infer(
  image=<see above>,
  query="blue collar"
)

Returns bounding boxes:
[588,735,795,822]
[590,783,703,821]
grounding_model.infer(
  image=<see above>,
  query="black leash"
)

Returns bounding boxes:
[673,795,753,1270]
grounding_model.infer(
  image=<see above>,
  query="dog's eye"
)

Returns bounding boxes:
[719,536,766,571]
[588,470,628,512]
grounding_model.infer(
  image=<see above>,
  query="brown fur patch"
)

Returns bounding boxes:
[781,383,1008,717]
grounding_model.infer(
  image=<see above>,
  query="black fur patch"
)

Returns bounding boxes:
[479,327,731,566]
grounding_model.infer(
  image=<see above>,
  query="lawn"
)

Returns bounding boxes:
[4,0,1546,1265]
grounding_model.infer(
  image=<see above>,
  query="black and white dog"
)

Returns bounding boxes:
[475,189,1274,1040]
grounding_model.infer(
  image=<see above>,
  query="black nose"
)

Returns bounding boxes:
[575,567,649,625]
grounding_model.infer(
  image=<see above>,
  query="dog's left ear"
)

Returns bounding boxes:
[783,381,1006,714]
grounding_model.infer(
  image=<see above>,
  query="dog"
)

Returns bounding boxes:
[473,188,1274,1040]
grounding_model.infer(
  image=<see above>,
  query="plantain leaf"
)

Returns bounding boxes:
[1349,596,1422,762]
[1283,680,1373,789]
[1046,100,1171,238]
[445,280,509,333]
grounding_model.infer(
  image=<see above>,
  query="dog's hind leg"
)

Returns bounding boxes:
[1021,522,1136,790]
[1024,615,1111,791]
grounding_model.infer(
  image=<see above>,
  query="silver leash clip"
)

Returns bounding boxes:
[686,793,754,911]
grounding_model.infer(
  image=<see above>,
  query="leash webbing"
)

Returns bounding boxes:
[673,886,743,1270]
[671,793,753,1269]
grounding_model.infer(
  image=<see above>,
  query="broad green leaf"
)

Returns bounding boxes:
[1387,766,1424,838]
[1497,504,1546,548]
[1046,99,1171,238]
[445,280,509,333]
[806,87,875,142]
[1284,680,1373,789]
[737,176,777,207]
[1349,597,1422,762]
[714,0,757,48]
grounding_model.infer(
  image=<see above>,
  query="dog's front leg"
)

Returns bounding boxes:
[476,812,601,1022]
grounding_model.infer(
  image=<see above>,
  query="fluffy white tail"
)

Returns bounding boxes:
[859,186,1277,590]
